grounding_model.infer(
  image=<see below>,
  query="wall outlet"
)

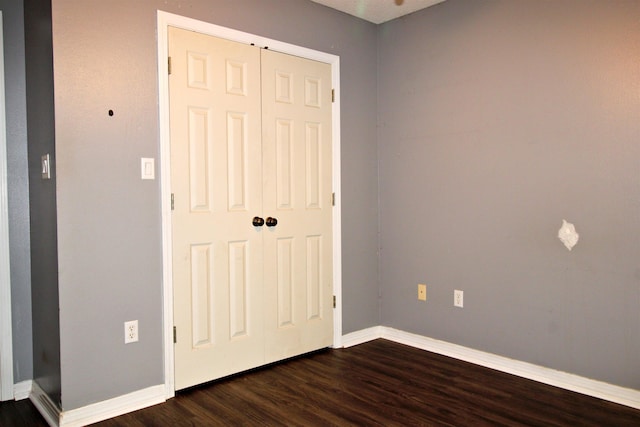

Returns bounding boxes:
[454,290,464,308]
[418,284,427,301]
[124,320,139,344]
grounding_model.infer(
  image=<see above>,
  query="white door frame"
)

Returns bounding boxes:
[156,10,342,398]
[0,11,15,402]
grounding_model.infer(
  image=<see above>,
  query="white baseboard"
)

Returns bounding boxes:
[13,379,32,400]
[59,384,165,427]
[342,326,640,411]
[30,381,61,427]
[28,382,165,427]
[341,326,382,348]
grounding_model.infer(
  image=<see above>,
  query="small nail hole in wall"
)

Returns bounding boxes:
[108,110,114,116]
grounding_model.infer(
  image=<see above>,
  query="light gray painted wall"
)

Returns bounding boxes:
[24,0,60,404]
[378,0,640,389]
[51,0,379,409]
[0,0,33,383]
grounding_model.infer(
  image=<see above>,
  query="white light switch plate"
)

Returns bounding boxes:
[41,154,51,180]
[141,158,154,180]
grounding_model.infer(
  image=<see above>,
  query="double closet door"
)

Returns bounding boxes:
[169,27,333,390]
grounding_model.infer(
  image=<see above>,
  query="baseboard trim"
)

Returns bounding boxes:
[13,379,32,400]
[30,381,61,427]
[342,326,640,411]
[341,326,382,348]
[59,384,165,427]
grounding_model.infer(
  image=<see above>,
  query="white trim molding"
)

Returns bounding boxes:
[156,10,343,397]
[342,326,383,348]
[13,379,32,400]
[0,10,15,403]
[59,384,165,427]
[30,382,165,427]
[30,381,60,427]
[342,326,640,411]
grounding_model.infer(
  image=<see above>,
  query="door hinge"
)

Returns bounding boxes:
[331,192,335,206]
[333,295,336,308]
[331,88,335,103]
[168,56,172,75]
[171,193,175,210]
[173,326,177,343]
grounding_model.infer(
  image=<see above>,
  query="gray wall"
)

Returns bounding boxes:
[51,0,379,410]
[0,0,33,384]
[378,0,640,389]
[25,0,61,405]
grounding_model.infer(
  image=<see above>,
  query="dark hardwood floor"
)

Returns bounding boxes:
[2,339,640,426]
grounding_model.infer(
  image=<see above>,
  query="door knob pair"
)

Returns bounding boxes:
[252,216,278,227]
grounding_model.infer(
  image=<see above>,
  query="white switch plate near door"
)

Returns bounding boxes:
[41,154,51,180]
[141,158,155,180]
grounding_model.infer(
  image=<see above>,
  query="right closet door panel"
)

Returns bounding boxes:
[261,49,333,363]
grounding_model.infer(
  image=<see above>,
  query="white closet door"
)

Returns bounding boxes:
[169,27,333,391]
[169,27,264,390]
[261,49,333,363]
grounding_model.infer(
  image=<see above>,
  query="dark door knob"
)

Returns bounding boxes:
[265,217,278,227]
[252,216,265,227]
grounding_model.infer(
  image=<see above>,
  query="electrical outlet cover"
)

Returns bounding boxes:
[454,290,464,308]
[418,284,427,301]
[124,320,139,344]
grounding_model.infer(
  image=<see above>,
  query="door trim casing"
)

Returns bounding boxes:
[156,10,342,398]
[0,11,15,402]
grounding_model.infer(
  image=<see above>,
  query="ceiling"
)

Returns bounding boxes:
[310,0,446,24]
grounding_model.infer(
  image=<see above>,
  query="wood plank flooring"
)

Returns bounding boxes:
[2,339,639,426]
